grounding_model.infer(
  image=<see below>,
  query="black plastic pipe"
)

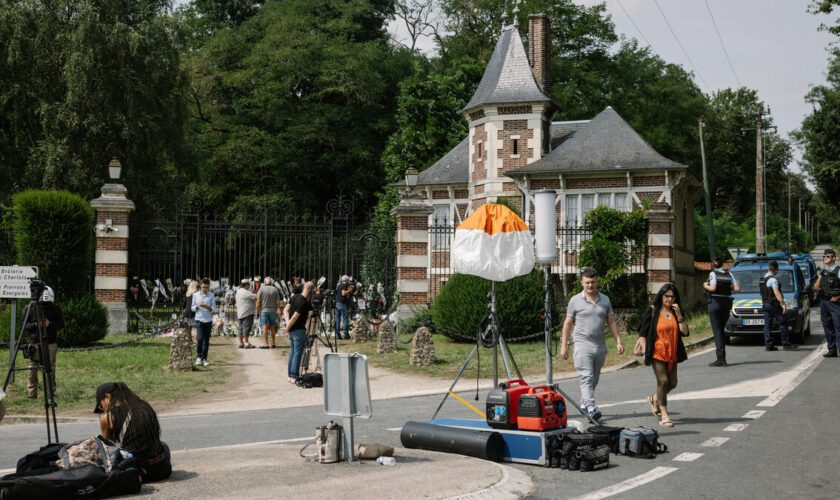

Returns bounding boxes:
[400,421,504,462]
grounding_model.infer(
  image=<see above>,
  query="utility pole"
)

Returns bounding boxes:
[755,113,765,253]
[798,198,802,228]
[787,178,791,254]
[699,119,715,261]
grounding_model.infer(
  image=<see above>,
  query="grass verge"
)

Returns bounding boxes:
[350,312,712,381]
[1,334,231,417]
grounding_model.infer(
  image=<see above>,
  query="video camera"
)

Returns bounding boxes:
[30,278,46,301]
[311,276,331,310]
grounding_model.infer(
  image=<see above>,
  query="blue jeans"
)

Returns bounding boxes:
[763,303,791,347]
[819,299,840,352]
[334,303,350,338]
[195,321,211,359]
[288,329,307,379]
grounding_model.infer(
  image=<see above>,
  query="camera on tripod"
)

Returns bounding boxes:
[30,278,46,301]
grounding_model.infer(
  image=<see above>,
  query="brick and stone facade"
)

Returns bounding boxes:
[392,12,702,316]
[90,161,135,334]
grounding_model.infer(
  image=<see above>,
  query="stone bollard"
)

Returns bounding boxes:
[376,319,397,354]
[613,313,631,336]
[409,326,436,366]
[351,318,371,343]
[168,327,194,371]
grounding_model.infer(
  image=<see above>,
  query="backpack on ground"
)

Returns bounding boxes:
[619,426,667,458]
[586,425,624,454]
[577,445,612,472]
[547,431,610,470]
[296,372,323,389]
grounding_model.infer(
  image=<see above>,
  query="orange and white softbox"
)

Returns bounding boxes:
[451,204,535,282]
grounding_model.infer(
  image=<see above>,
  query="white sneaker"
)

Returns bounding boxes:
[202,359,210,367]
[196,357,203,366]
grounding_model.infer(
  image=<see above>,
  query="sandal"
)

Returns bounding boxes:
[660,417,674,427]
[647,395,661,417]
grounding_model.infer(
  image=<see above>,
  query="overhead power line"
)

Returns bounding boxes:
[703,0,742,88]
[652,0,710,90]
[616,0,656,52]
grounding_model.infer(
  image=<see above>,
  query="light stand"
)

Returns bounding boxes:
[534,190,597,425]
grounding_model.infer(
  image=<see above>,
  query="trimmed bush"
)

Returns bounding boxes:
[13,190,94,300]
[431,269,543,342]
[59,295,109,346]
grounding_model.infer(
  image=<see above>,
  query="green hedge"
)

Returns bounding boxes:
[431,270,544,342]
[58,295,109,346]
[13,190,94,300]
[0,297,108,346]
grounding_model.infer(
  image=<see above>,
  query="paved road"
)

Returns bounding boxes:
[1,314,837,499]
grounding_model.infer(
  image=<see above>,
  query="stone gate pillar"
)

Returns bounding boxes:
[90,158,135,334]
[392,194,432,321]
[645,202,675,298]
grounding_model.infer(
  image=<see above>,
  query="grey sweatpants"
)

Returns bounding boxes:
[573,342,607,411]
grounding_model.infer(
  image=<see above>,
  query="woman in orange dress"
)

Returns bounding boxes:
[637,284,689,427]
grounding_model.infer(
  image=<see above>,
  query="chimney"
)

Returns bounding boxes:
[528,13,550,92]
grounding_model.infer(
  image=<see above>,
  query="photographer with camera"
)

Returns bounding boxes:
[334,275,352,339]
[23,286,64,399]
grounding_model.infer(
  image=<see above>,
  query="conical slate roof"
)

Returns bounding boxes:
[508,106,686,175]
[461,26,552,114]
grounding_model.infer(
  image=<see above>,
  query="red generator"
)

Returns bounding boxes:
[486,379,531,429]
[516,386,568,431]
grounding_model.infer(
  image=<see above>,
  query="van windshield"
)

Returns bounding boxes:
[731,269,794,294]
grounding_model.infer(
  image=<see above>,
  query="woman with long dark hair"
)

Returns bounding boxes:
[637,283,689,427]
[94,382,171,482]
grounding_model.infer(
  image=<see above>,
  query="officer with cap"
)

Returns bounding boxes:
[813,248,840,357]
[703,257,740,367]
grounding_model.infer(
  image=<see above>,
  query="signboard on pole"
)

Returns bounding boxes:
[727,247,750,260]
[0,266,37,299]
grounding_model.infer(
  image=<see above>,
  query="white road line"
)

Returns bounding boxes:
[171,436,313,453]
[0,468,14,476]
[742,410,766,419]
[700,437,730,447]
[757,346,825,407]
[673,452,703,462]
[386,427,403,431]
[571,467,679,500]
[724,423,749,432]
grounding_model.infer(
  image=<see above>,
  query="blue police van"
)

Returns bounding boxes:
[724,253,812,344]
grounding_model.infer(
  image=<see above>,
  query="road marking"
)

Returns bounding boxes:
[0,468,13,476]
[700,437,729,447]
[724,423,749,432]
[756,346,825,407]
[571,467,679,500]
[387,427,403,431]
[742,410,766,419]
[673,452,703,462]
[171,436,313,454]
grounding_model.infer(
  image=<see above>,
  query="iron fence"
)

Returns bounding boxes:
[127,198,393,324]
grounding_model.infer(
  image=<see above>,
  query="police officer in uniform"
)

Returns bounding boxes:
[703,257,740,367]
[813,248,840,357]
[760,261,798,351]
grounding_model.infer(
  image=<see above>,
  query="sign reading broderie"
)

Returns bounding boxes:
[0,266,38,298]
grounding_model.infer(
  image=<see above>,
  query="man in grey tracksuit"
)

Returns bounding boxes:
[561,268,624,421]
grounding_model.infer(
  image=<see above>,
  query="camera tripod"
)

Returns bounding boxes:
[2,293,60,444]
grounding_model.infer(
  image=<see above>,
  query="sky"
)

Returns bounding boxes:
[389,0,837,173]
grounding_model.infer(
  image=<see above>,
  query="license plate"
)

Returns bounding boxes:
[743,318,764,326]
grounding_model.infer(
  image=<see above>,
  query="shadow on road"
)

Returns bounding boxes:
[725,360,782,366]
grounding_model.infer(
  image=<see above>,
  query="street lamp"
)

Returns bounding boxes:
[108,158,122,180]
[405,167,418,191]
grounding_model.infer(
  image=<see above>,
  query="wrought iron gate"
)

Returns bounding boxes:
[128,197,393,313]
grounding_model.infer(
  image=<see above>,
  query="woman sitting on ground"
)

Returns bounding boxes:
[94,382,171,482]
[636,283,689,428]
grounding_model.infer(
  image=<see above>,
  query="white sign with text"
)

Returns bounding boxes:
[0,266,37,299]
